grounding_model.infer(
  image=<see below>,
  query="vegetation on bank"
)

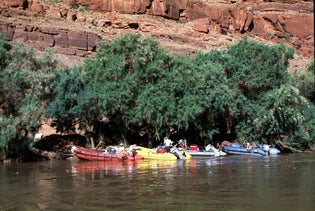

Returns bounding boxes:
[0,34,314,161]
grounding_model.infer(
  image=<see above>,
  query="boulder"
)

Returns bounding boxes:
[87,32,101,51]
[54,32,69,47]
[115,0,148,14]
[68,31,88,50]
[281,14,314,38]
[0,23,14,41]
[0,0,27,8]
[13,25,29,41]
[193,24,209,33]
[151,0,180,19]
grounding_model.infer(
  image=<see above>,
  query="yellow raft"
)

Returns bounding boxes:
[135,147,191,160]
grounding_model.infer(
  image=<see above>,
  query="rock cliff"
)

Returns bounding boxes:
[0,0,313,68]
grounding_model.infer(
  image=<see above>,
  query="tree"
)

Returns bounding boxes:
[192,51,237,142]
[83,34,143,145]
[45,65,102,148]
[83,34,178,144]
[0,35,11,68]
[130,54,203,141]
[218,37,295,143]
[253,85,315,149]
[290,60,315,103]
[46,66,85,133]
[226,37,294,100]
[0,41,57,160]
[0,115,18,157]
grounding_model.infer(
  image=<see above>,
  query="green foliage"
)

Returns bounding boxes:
[1,33,314,159]
[84,34,141,114]
[226,37,293,99]
[19,94,43,132]
[306,60,314,73]
[290,71,314,103]
[206,37,297,144]
[84,34,174,141]
[78,6,89,12]
[81,34,313,149]
[131,54,203,135]
[46,66,86,133]
[252,85,314,149]
[192,51,236,141]
[0,41,58,159]
[0,35,12,68]
[205,38,313,149]
[290,60,315,103]
[0,115,18,156]
[193,51,234,113]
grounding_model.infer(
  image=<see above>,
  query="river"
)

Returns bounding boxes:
[1,152,315,211]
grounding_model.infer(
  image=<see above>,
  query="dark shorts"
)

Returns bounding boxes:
[165,146,171,152]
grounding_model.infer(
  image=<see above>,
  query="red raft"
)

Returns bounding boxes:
[71,146,143,161]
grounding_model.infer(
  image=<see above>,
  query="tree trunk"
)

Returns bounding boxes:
[86,123,95,148]
[225,106,232,134]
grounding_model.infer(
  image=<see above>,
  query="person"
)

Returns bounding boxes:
[178,138,187,149]
[157,143,165,149]
[246,142,253,151]
[116,143,128,159]
[205,144,213,151]
[164,137,173,152]
[117,143,125,151]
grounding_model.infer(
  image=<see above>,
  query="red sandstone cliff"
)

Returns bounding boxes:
[0,0,313,68]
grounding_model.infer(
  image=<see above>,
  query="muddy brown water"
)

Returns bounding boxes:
[1,152,315,211]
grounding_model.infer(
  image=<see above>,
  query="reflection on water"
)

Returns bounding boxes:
[72,160,137,176]
[1,153,315,210]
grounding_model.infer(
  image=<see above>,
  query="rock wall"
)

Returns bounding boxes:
[0,0,313,57]
[62,0,314,56]
[0,23,101,56]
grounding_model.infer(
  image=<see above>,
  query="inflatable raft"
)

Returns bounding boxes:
[71,146,143,161]
[185,144,227,157]
[134,146,191,160]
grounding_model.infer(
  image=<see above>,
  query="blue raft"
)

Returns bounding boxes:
[223,143,281,156]
[223,144,266,156]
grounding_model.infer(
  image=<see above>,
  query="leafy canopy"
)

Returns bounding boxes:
[0,40,58,159]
